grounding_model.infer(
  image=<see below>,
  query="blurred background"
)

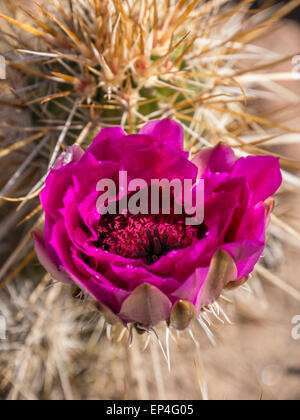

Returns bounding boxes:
[249,1,300,21]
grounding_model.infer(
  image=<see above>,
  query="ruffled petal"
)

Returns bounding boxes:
[53,145,84,169]
[172,267,209,305]
[50,219,128,312]
[139,119,184,151]
[192,143,236,177]
[222,240,265,280]
[33,230,71,283]
[107,263,181,293]
[86,127,126,161]
[40,164,76,221]
[173,249,237,310]
[235,202,266,243]
[230,155,282,204]
[114,134,197,183]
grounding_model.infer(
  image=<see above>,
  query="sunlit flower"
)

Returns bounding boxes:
[34,119,282,330]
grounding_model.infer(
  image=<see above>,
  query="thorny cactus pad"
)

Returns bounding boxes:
[33,119,282,330]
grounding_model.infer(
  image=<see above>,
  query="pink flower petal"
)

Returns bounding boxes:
[86,127,126,161]
[139,119,184,151]
[230,155,282,204]
[54,145,84,169]
[222,240,265,280]
[192,143,236,177]
[33,229,71,283]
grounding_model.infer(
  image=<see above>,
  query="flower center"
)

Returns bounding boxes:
[96,213,207,265]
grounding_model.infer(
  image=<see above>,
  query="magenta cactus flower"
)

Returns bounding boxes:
[33,119,282,330]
